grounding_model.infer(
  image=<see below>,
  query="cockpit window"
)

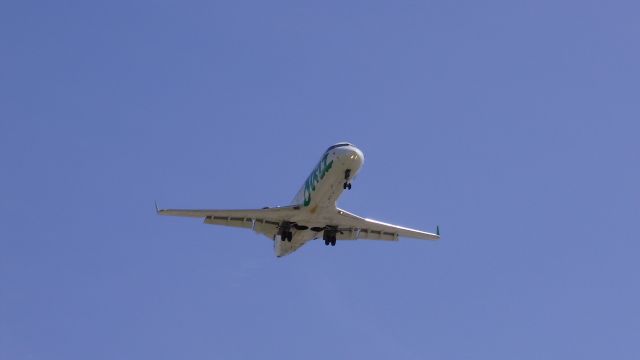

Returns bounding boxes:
[326,143,352,152]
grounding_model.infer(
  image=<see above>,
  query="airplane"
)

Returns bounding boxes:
[157,142,440,257]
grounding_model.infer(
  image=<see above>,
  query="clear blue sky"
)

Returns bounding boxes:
[1,1,639,359]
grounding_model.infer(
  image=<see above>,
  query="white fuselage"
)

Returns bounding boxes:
[275,144,364,256]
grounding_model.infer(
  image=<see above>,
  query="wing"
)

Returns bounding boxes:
[332,208,440,241]
[157,204,302,238]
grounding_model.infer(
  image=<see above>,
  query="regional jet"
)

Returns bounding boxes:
[157,143,440,257]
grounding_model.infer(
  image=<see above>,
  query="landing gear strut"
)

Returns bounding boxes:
[343,169,352,190]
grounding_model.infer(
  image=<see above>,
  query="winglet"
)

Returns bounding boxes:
[154,201,160,214]
[436,225,440,236]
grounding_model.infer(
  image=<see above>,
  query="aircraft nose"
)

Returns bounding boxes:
[341,146,364,167]
[353,147,364,164]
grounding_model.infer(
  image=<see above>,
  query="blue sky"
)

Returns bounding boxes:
[1,0,639,359]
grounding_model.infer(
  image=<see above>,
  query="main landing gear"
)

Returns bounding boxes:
[279,222,293,242]
[281,231,293,242]
[323,228,337,246]
[343,169,352,190]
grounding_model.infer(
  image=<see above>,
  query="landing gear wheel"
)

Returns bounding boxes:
[347,183,352,190]
[281,231,293,242]
[323,228,338,248]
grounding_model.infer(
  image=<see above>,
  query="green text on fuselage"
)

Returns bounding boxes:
[304,153,333,206]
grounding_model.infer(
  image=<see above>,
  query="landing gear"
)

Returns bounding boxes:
[279,222,293,242]
[343,169,352,190]
[281,231,293,242]
[323,238,337,246]
[323,227,337,247]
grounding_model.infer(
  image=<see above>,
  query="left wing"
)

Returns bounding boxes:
[331,208,440,241]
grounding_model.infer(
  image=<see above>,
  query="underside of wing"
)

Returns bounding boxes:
[332,208,440,241]
[157,205,302,238]
[157,205,301,220]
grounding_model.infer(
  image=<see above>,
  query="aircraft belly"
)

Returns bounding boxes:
[289,158,361,225]
[275,231,316,257]
[307,160,356,208]
[277,150,363,257]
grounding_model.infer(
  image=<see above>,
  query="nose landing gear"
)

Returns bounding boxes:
[343,169,352,190]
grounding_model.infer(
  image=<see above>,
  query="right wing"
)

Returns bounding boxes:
[157,205,302,238]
